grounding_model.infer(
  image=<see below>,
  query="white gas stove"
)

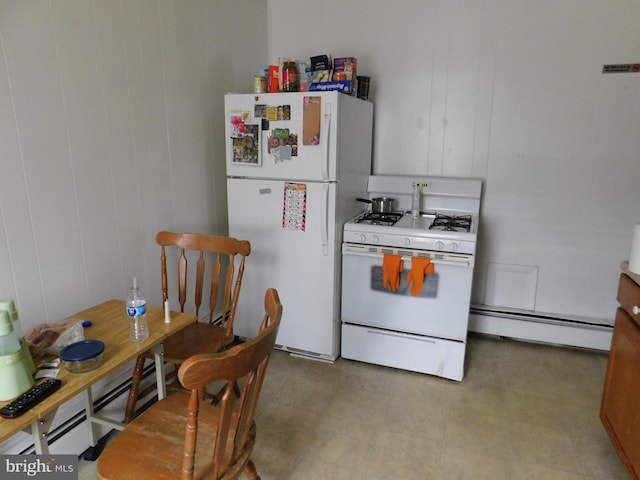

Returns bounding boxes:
[340,175,482,381]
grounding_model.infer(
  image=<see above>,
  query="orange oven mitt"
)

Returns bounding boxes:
[383,254,404,292]
[405,257,435,296]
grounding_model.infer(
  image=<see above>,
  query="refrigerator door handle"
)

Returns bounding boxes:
[321,104,331,181]
[321,183,329,256]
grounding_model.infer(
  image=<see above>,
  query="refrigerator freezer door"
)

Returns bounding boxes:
[227,178,340,360]
[225,92,341,181]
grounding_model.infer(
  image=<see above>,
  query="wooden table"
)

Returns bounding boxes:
[0,299,195,455]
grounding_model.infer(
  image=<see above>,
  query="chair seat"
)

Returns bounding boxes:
[142,322,233,365]
[98,394,255,480]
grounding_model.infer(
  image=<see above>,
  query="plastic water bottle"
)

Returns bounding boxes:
[411,183,421,219]
[126,277,149,341]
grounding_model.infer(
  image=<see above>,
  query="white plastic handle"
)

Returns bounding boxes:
[342,249,471,268]
[321,104,331,181]
[368,329,436,344]
[321,184,329,256]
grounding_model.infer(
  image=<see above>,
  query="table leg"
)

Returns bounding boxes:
[82,387,126,461]
[150,343,166,400]
[84,387,99,447]
[31,411,56,454]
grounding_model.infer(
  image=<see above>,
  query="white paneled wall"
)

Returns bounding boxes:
[267,0,640,323]
[266,0,498,178]
[0,0,267,330]
[0,0,637,373]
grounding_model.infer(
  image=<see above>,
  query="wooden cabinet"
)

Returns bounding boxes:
[601,266,640,480]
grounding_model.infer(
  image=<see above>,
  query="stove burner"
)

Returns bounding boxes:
[355,212,402,226]
[429,214,471,232]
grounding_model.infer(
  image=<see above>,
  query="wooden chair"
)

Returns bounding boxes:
[123,231,251,423]
[98,288,282,480]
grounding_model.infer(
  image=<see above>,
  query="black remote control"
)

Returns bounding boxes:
[0,379,62,419]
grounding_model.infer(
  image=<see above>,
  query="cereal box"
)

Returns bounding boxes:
[332,57,357,95]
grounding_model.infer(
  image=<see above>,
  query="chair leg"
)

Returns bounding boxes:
[243,460,260,480]
[124,355,146,423]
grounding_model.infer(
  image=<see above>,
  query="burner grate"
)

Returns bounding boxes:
[355,212,402,226]
[429,214,471,232]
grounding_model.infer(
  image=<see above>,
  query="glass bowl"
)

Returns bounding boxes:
[59,340,105,373]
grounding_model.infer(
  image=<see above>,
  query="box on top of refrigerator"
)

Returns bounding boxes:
[332,57,357,95]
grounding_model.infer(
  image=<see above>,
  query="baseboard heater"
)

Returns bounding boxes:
[19,370,141,455]
[0,362,157,456]
[468,304,613,351]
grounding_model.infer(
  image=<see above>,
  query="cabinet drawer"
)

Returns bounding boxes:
[341,323,466,381]
[617,274,640,328]
[601,307,640,480]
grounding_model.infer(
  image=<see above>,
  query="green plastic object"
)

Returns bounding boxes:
[0,311,34,401]
[0,299,36,374]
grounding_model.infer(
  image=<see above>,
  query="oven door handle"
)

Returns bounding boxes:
[341,249,472,268]
[430,259,471,268]
[368,329,437,344]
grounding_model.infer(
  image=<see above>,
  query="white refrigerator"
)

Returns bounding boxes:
[225,92,373,361]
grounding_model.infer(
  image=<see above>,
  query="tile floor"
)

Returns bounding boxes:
[79,334,629,479]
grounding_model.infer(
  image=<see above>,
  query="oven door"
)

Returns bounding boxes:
[341,243,474,341]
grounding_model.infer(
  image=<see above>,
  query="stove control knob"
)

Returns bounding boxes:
[450,242,459,251]
[373,235,380,244]
[436,241,444,250]
[360,234,367,243]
